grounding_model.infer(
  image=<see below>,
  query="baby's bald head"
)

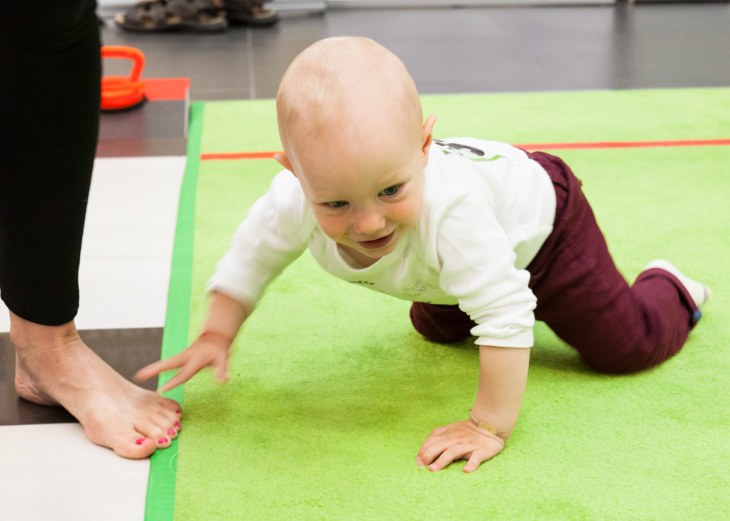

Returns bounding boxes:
[276,37,423,163]
[274,38,436,262]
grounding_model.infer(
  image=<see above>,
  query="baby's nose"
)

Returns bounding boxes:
[353,212,386,236]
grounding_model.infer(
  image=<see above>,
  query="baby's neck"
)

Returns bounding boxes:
[338,244,381,268]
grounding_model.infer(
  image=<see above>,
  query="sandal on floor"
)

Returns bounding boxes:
[224,0,279,27]
[115,0,228,32]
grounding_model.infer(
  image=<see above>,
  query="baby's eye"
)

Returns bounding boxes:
[379,185,400,197]
[328,201,347,208]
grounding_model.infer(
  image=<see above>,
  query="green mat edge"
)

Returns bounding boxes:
[144,101,204,521]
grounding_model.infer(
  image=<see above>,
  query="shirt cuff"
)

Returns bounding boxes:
[474,329,533,348]
[206,276,258,311]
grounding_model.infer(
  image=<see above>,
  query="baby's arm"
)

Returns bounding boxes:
[416,345,530,473]
[134,291,249,394]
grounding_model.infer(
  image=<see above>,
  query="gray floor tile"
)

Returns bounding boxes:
[102,5,730,101]
[98,99,188,156]
[100,100,186,140]
[101,22,254,100]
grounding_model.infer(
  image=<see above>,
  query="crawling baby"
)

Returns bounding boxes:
[136,37,710,473]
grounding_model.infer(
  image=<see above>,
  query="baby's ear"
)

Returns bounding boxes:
[421,114,437,168]
[274,152,297,177]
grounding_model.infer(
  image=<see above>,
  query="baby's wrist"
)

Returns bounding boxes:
[469,404,517,440]
[468,410,514,441]
[198,330,235,348]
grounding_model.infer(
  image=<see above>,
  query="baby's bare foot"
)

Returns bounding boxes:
[10,312,182,459]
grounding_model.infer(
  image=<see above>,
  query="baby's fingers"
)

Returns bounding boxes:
[462,449,494,473]
[417,426,448,460]
[157,361,204,394]
[428,444,474,472]
[417,438,454,468]
[134,352,188,382]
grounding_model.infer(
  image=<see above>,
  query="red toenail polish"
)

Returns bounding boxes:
[176,410,181,414]
[135,438,146,445]
[173,422,181,428]
[158,437,168,444]
[167,429,175,435]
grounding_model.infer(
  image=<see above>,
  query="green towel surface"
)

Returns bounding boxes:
[173,89,730,520]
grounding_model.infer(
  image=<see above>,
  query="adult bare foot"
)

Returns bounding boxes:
[10,311,182,459]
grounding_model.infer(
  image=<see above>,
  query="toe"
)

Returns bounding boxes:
[113,434,156,459]
[159,397,182,415]
[135,417,169,448]
[155,435,172,448]
[82,416,158,460]
[151,412,180,440]
[159,418,179,440]
[159,406,182,427]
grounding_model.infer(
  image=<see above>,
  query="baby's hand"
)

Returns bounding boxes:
[416,421,505,473]
[134,332,232,394]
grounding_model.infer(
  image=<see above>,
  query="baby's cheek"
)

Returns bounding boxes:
[390,199,421,226]
[316,215,348,241]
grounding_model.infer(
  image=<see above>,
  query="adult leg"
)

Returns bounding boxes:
[0,1,98,324]
[0,0,182,458]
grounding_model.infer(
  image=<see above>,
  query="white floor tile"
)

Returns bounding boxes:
[75,257,174,330]
[81,156,186,260]
[0,423,150,521]
[0,156,186,333]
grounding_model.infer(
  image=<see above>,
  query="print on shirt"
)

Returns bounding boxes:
[402,278,439,300]
[434,140,504,162]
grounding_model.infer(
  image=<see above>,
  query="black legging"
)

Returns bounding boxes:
[0,0,101,326]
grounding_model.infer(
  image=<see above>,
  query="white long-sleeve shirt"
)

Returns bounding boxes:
[208,138,556,348]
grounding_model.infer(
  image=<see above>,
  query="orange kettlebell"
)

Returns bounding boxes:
[101,46,147,112]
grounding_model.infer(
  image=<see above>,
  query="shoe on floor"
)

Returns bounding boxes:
[225,0,279,26]
[115,0,228,33]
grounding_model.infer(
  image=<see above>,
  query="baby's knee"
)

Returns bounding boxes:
[582,356,646,375]
[580,346,671,375]
[409,303,474,344]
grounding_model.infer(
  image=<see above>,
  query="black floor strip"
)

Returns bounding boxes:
[0,328,163,426]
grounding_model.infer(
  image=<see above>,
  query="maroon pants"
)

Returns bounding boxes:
[410,152,699,374]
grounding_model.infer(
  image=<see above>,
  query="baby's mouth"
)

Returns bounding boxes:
[357,230,395,250]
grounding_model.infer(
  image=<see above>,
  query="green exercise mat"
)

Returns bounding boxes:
[170,89,729,520]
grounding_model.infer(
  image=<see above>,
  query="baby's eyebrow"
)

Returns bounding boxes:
[312,193,347,205]
[379,169,411,186]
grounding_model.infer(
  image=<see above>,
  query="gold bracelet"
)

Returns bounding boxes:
[469,410,515,438]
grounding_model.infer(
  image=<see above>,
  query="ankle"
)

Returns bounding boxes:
[8,310,80,353]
